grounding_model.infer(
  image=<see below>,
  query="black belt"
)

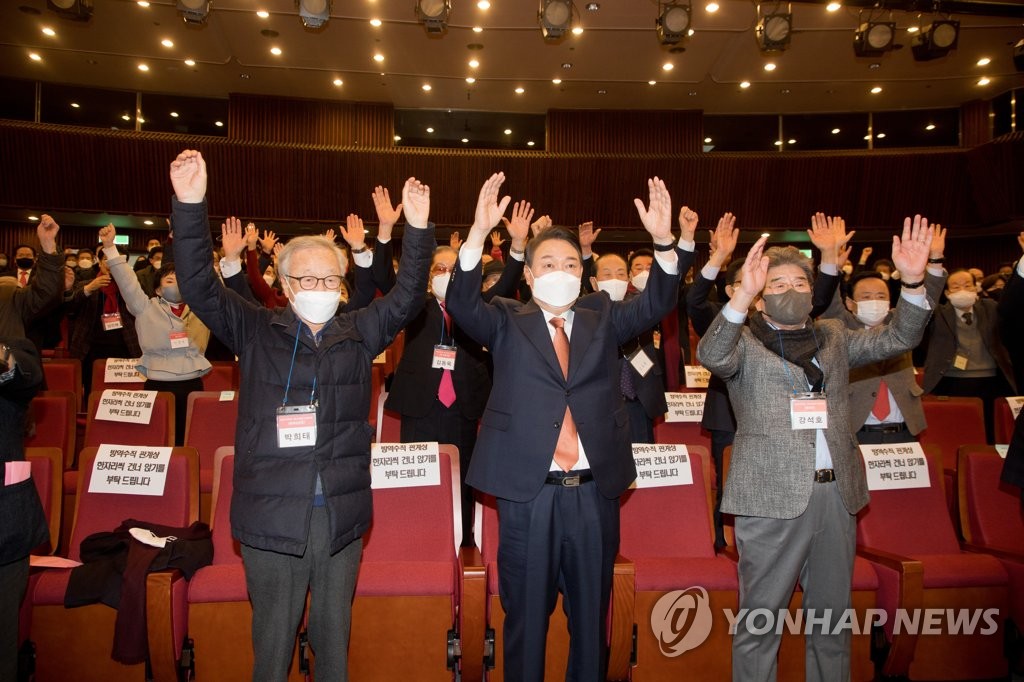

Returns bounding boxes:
[545,470,594,487]
[814,469,836,483]
[859,423,907,434]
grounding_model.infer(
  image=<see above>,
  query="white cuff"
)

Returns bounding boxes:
[376,236,391,245]
[509,250,525,262]
[926,264,945,277]
[819,263,838,276]
[900,290,930,310]
[353,250,373,269]
[459,244,484,271]
[722,303,748,324]
[1017,258,1024,278]
[677,238,696,252]
[219,257,242,279]
[701,264,721,280]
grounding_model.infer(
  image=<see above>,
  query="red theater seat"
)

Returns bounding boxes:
[183,391,239,522]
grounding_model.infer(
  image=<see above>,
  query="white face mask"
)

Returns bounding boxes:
[948,290,977,310]
[150,259,163,271]
[285,280,341,324]
[530,270,581,308]
[78,259,93,269]
[431,273,450,301]
[630,270,650,291]
[596,279,628,301]
[855,300,889,327]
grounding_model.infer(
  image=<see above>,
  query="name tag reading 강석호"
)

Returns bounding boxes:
[791,392,827,430]
[276,405,317,448]
[432,345,457,370]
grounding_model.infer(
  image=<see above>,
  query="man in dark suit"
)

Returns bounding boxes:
[999,233,1024,497]
[446,172,681,681]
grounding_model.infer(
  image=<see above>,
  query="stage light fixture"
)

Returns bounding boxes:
[756,4,792,52]
[46,0,93,21]
[177,0,211,24]
[298,0,331,28]
[854,15,895,57]
[657,2,691,46]
[911,19,959,61]
[416,0,451,34]
[539,0,574,40]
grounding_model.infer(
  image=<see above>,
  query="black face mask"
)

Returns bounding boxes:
[15,258,34,270]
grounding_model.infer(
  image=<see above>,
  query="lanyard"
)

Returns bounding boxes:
[438,301,452,346]
[282,324,318,407]
[775,326,825,396]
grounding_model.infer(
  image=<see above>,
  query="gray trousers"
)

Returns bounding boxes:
[733,481,856,682]
[0,557,28,682]
[242,507,362,682]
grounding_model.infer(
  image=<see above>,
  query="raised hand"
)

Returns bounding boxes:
[272,242,284,259]
[98,223,117,248]
[929,224,947,260]
[740,235,770,298]
[499,200,533,252]
[633,177,673,245]
[837,245,853,271]
[471,173,511,243]
[490,230,504,248]
[891,215,934,283]
[85,273,111,294]
[221,217,246,260]
[324,228,336,243]
[708,212,738,268]
[169,149,207,204]
[807,213,854,265]
[577,220,601,258]
[245,224,259,251]
[37,214,60,254]
[450,231,463,250]
[678,206,699,243]
[401,177,430,229]
[372,186,403,241]
[340,214,366,250]
[259,230,278,255]
[858,245,873,265]
[530,214,552,237]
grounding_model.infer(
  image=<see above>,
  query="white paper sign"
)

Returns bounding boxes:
[631,443,694,488]
[684,365,711,389]
[104,358,144,383]
[88,444,173,496]
[219,391,235,401]
[860,442,931,491]
[1006,396,1024,421]
[95,389,157,424]
[371,442,441,489]
[995,444,1009,459]
[664,392,706,422]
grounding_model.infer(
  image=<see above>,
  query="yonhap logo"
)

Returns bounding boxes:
[650,587,714,656]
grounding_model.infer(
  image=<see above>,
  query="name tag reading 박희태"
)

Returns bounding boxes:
[276,405,317,448]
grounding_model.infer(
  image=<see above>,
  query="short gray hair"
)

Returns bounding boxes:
[765,246,814,284]
[276,235,348,282]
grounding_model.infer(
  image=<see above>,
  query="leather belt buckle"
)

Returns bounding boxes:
[561,475,580,487]
[814,469,836,484]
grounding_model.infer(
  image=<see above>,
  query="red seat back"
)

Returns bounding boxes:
[994,397,1019,445]
[27,447,62,555]
[918,396,987,468]
[654,417,711,454]
[184,392,239,487]
[42,358,82,410]
[201,362,239,392]
[210,448,241,566]
[25,391,77,469]
[83,391,175,449]
[375,391,401,443]
[958,444,1024,554]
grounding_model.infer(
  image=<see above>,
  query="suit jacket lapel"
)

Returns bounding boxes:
[568,306,598,380]
[512,301,565,380]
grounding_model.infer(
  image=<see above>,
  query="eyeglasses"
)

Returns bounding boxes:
[764,277,811,294]
[286,274,344,291]
[430,264,453,275]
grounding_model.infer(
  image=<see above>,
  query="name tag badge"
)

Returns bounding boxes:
[101,312,123,331]
[169,331,189,349]
[432,344,457,370]
[791,393,828,430]
[628,348,654,377]
[953,354,968,370]
[276,405,317,448]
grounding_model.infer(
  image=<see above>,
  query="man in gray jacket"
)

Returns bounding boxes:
[697,215,934,682]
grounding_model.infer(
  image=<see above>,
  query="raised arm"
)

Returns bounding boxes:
[807,213,851,318]
[484,199,531,302]
[338,213,376,312]
[98,223,152,317]
[12,215,62,322]
[370,185,400,294]
[688,212,737,336]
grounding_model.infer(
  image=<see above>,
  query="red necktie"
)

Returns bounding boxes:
[871,379,891,421]
[549,318,579,471]
[437,302,456,408]
[18,271,28,287]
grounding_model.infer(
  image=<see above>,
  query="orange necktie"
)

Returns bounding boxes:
[871,379,891,421]
[549,318,579,472]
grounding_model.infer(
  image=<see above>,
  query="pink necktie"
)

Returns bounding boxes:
[549,318,579,471]
[437,302,456,408]
[18,271,28,287]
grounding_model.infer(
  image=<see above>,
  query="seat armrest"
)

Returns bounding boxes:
[146,568,185,682]
[458,546,486,682]
[856,545,923,678]
[608,553,635,681]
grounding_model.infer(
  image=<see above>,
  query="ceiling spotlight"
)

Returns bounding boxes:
[394,135,402,141]
[572,25,584,35]
[788,138,796,144]
[138,63,150,71]
[297,0,331,28]
[121,114,131,121]
[870,85,882,93]
[462,137,469,143]
[270,46,282,55]
[649,80,656,85]
[28,52,42,62]
[539,0,574,40]
[977,77,990,86]
[876,132,886,139]
[826,2,841,10]
[137,1,149,6]
[370,18,382,27]
[854,17,895,56]
[465,77,476,83]
[906,26,919,33]
[515,86,525,94]
[422,83,432,91]
[417,0,451,34]
[739,80,751,88]
[42,27,56,36]
[912,20,959,61]
[831,127,840,134]
[28,216,39,221]
[144,220,154,225]
[373,53,385,62]
[925,123,936,130]
[215,120,224,127]
[70,102,80,108]
[763,62,776,71]
[170,111,179,117]
[46,0,93,21]
[657,2,692,46]
[427,127,434,133]
[756,5,792,52]
[184,58,196,66]
[257,10,270,18]
[663,62,674,71]
[552,78,562,84]
[527,140,536,146]
[161,38,174,48]
[478,0,490,8]
[469,59,480,68]
[472,26,483,32]
[705,2,718,11]
[976,57,990,67]
[504,128,512,135]
[177,0,211,24]
[704,136,712,143]
[333,78,343,86]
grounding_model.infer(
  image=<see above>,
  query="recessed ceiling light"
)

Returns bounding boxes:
[515,86,525,94]
[137,117,145,124]
[760,232,770,238]
[257,10,269,18]
[373,53,385,62]
[704,137,712,143]
[184,58,196,66]
[527,140,536,146]
[648,80,656,85]
[687,28,695,36]
[662,62,674,71]
[422,83,432,91]
[28,216,39,221]
[70,102,80,108]
[552,78,562,84]
[976,57,990,66]
[925,123,936,130]
[137,0,149,6]
[138,63,149,71]
[977,77,990,86]
[426,127,434,133]
[333,78,343,86]
[870,86,882,94]
[906,26,918,33]
[826,2,841,11]
[774,140,782,146]
[705,2,719,12]
[215,120,223,127]
[477,0,490,8]
[29,52,42,61]
[462,137,469,143]
[864,134,871,140]
[144,220,154,225]
[586,2,600,10]
[170,111,179,117]
[689,91,697,96]
[764,62,776,71]
[270,46,282,56]
[504,128,512,135]
[370,18,382,27]
[597,89,607,94]
[739,81,751,88]
[469,59,479,68]
[472,26,483,32]
[788,138,796,144]
[572,26,584,35]
[161,39,174,48]
[876,132,886,139]
[41,27,55,36]
[831,127,840,134]
[562,62,573,69]
[121,114,131,121]
[465,77,476,83]
[394,135,401,141]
